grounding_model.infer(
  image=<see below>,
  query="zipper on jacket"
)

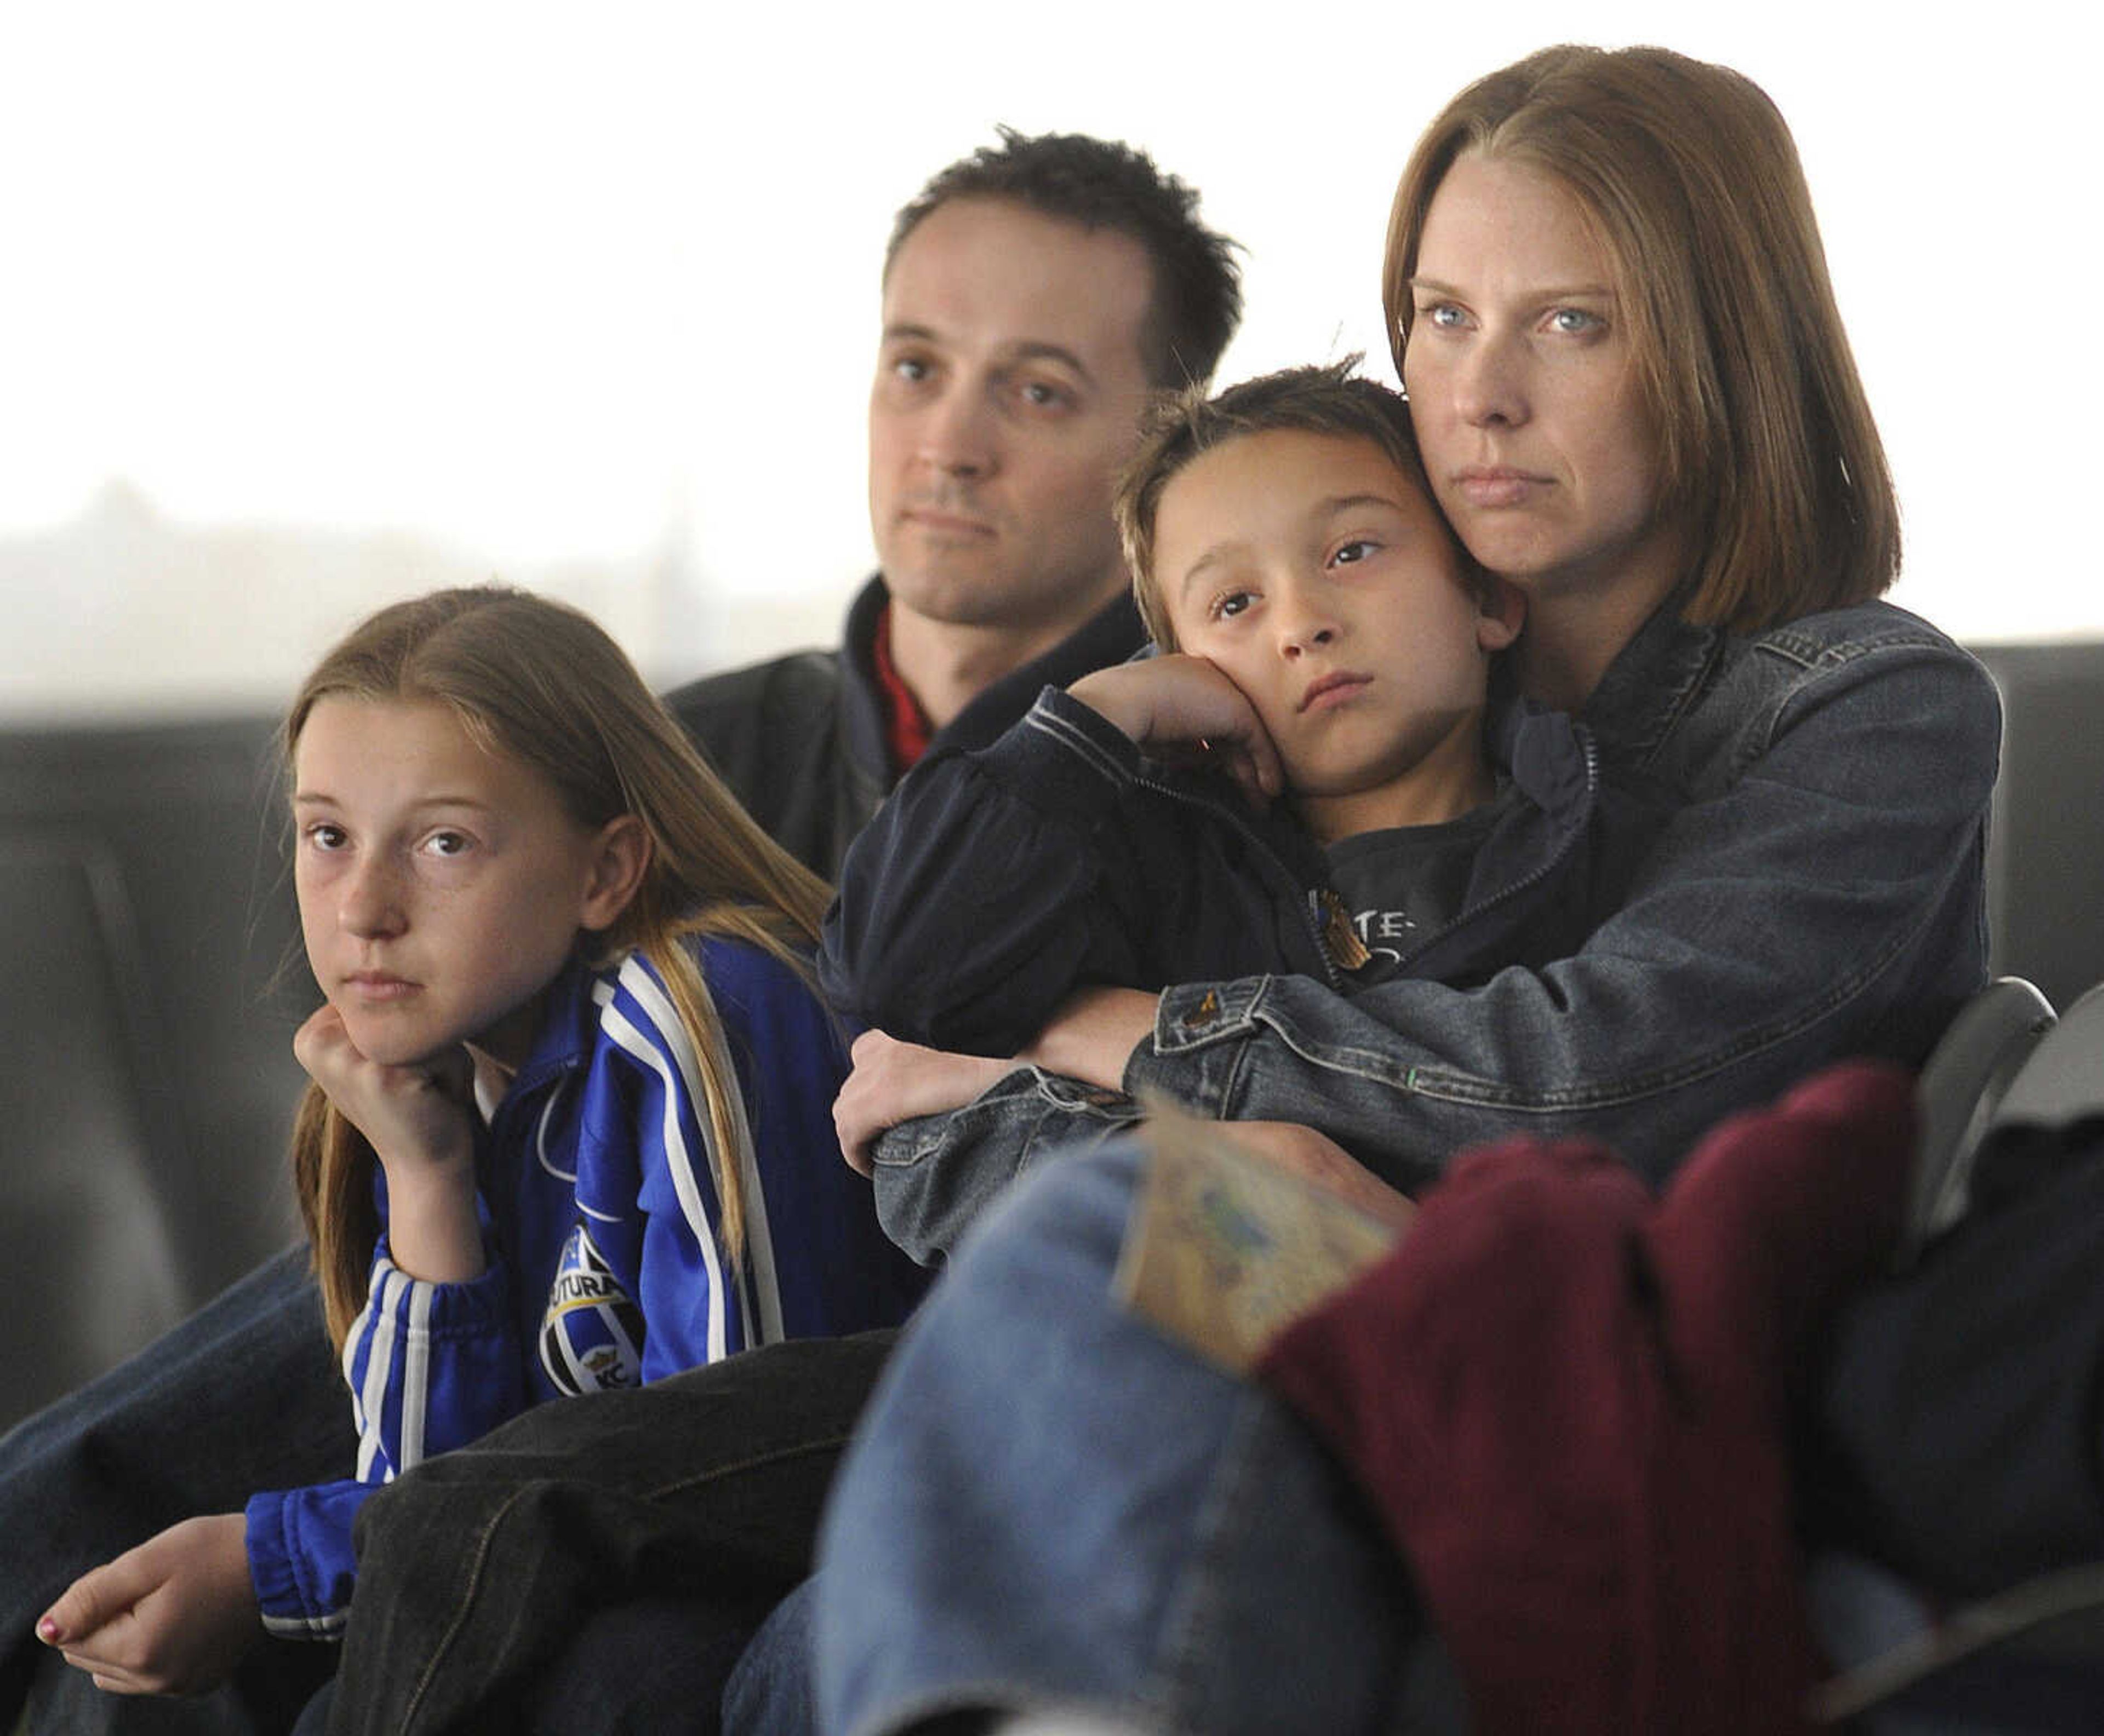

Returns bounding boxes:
[1390,731,1600,975]
[1120,709,1599,992]
[479,1052,585,1271]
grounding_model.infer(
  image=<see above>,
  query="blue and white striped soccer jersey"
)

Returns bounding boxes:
[245,936,924,1638]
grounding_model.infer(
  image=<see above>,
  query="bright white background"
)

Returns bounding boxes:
[2,1,2095,720]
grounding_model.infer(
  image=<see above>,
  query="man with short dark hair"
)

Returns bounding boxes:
[670,126,1240,879]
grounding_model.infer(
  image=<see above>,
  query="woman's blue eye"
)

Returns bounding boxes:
[1550,308,1600,335]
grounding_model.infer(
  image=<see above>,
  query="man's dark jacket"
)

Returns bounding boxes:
[665,575,1145,880]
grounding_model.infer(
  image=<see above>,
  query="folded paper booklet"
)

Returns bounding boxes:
[1112,1101,1415,1374]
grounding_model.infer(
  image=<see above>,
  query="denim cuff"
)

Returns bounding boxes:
[1125,978,1273,1117]
[872,1065,1134,1166]
[872,1067,1144,1265]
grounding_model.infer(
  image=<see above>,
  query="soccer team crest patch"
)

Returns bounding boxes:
[540,1223,645,1395]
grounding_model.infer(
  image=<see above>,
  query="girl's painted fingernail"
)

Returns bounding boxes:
[37,1617,60,1642]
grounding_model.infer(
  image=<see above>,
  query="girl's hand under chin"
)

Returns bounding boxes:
[294,1002,486,1283]
[293,1002,476,1175]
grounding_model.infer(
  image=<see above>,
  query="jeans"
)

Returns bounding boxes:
[321,1330,899,1736]
[723,1579,822,1734]
[0,1245,352,1735]
[813,1143,1458,1736]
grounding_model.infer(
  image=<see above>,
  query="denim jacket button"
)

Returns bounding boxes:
[1179,989,1220,1032]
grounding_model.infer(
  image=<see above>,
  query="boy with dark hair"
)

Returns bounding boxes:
[1102,357,1517,843]
[1120,358,1466,647]
[822,361,1659,1256]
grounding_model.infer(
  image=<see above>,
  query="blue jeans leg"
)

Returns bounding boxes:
[814,1142,1427,1736]
[722,1576,820,1736]
[0,1244,354,1734]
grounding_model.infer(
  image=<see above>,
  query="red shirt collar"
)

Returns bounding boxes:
[871,601,935,774]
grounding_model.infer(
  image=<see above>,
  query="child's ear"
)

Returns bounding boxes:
[1475,576,1525,654]
[579,816,652,933]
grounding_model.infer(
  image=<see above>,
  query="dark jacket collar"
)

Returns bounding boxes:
[946,589,1147,755]
[1131,684,1605,932]
[836,576,900,792]
[1576,600,1725,772]
[838,574,1147,784]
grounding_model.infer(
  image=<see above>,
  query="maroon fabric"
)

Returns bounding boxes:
[1256,1060,1917,1735]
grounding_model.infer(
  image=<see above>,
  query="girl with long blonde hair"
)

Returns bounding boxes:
[38,585,919,1687]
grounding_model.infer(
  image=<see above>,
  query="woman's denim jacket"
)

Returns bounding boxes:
[836,600,2000,1264]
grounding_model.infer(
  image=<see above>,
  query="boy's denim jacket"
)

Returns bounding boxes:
[822,600,2000,1265]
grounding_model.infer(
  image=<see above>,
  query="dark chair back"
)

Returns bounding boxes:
[0,841,190,1429]
[0,716,310,1431]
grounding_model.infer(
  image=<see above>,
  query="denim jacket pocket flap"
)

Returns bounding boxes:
[1154,978,1269,1052]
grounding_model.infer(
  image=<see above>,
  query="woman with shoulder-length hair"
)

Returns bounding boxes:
[801,43,2001,1736]
[1384,42,1900,650]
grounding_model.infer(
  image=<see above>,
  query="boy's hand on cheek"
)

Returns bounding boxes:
[1068,658,1281,806]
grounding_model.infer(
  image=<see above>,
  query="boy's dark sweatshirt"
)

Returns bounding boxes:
[821,678,1665,1098]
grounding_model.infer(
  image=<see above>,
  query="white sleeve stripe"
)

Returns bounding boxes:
[341,1297,370,1398]
[398,1282,432,1471]
[353,1264,402,1483]
[617,954,786,1348]
[262,1608,349,1642]
[597,980,731,1364]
